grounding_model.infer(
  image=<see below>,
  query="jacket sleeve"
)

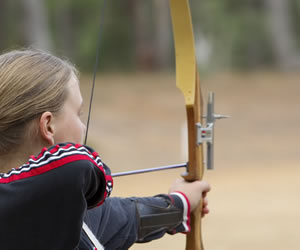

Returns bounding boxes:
[83,193,190,250]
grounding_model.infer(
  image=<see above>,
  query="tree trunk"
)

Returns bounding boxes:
[131,0,154,70]
[21,0,52,51]
[153,0,171,69]
[265,0,299,70]
[54,5,73,58]
[0,0,8,49]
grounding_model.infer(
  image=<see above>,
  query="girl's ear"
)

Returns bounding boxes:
[39,111,55,145]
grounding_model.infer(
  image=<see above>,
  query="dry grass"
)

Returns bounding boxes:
[80,72,300,250]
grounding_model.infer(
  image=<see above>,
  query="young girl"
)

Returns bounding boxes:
[0,49,210,250]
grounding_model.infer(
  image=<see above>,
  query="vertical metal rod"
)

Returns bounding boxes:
[206,92,214,169]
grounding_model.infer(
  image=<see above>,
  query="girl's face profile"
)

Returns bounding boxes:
[52,74,86,144]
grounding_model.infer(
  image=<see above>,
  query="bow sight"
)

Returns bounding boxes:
[198,92,229,170]
[112,92,228,178]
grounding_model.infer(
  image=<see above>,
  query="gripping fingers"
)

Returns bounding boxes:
[201,197,209,217]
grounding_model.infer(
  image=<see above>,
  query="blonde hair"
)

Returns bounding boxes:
[0,49,78,154]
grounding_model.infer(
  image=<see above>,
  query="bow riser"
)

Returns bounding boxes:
[184,72,205,250]
[184,72,204,181]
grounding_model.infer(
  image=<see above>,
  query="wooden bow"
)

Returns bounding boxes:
[169,0,205,249]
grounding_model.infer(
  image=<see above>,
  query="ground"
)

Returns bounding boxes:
[80,72,300,250]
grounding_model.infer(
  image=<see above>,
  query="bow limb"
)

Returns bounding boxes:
[169,0,205,249]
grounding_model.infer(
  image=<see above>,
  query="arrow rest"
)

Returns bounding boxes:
[197,92,229,170]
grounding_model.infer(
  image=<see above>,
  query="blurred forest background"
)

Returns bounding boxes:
[2,1,300,249]
[1,0,300,72]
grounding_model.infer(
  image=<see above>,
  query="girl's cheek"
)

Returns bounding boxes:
[81,120,86,134]
[80,121,86,144]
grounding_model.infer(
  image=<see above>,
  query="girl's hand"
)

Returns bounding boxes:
[169,179,211,213]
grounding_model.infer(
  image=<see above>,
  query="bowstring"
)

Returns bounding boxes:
[84,0,108,145]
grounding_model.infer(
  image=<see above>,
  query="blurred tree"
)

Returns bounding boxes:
[0,1,25,50]
[52,1,74,58]
[0,0,8,49]
[265,0,300,70]
[131,0,154,70]
[191,0,274,71]
[21,0,53,51]
[47,0,104,71]
[153,0,172,69]
[291,0,300,48]
[1,0,300,71]
[130,0,171,71]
